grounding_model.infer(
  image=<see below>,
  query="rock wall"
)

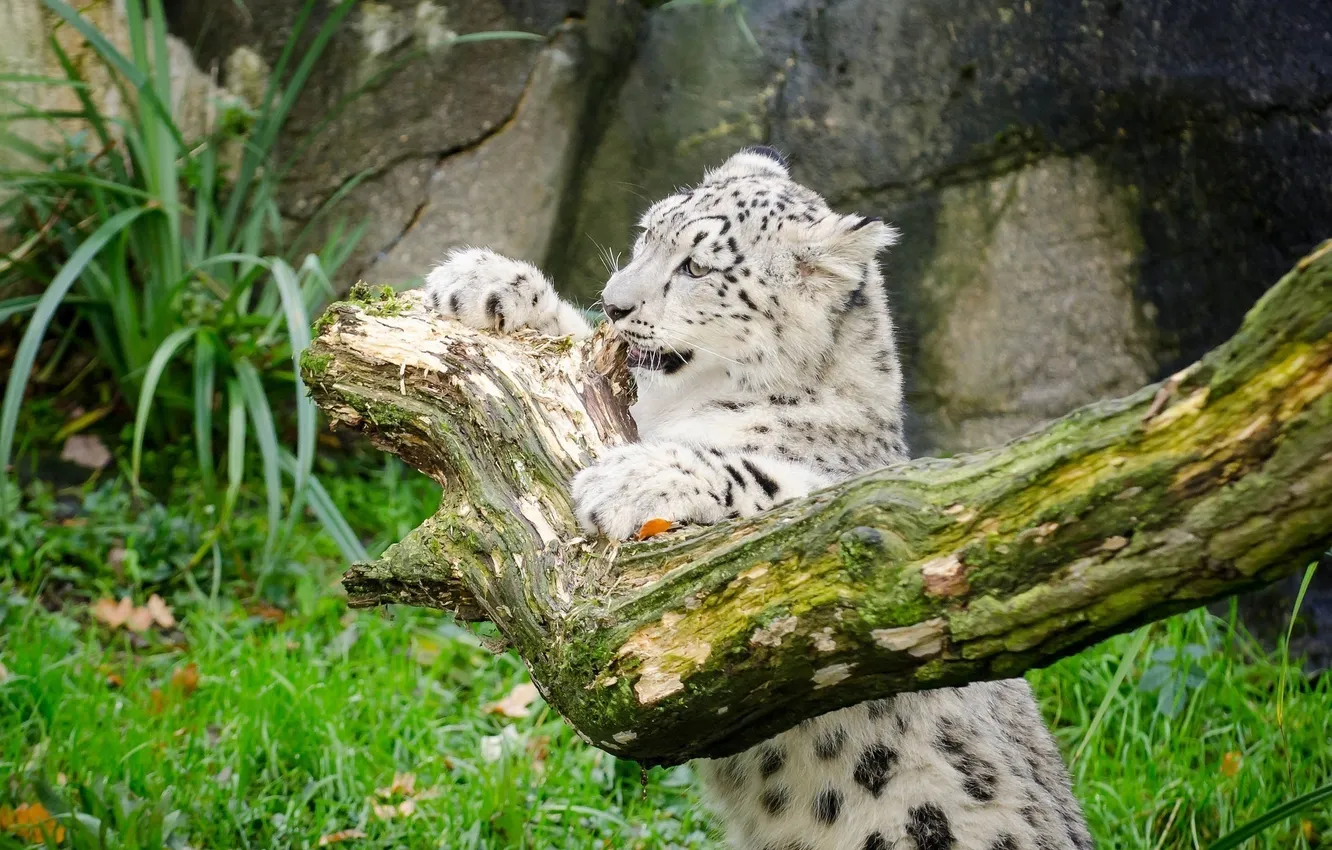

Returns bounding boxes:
[163,0,642,286]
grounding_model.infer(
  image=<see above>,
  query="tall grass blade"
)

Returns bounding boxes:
[0,296,41,323]
[218,0,355,248]
[1071,624,1151,771]
[193,333,217,493]
[47,36,113,151]
[223,379,246,522]
[278,451,368,563]
[268,259,314,528]
[233,358,282,565]
[1276,561,1319,727]
[39,0,185,149]
[130,326,196,485]
[450,31,545,43]
[1209,782,1332,849]
[0,205,154,512]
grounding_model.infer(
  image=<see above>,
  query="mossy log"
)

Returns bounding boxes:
[303,249,1332,767]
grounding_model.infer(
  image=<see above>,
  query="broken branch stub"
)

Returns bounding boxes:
[305,246,1332,766]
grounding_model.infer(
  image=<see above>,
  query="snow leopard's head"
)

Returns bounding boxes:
[601,147,899,387]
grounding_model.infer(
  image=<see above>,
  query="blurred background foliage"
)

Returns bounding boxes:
[0,0,1329,848]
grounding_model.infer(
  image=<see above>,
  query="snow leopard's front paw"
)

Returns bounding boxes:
[571,444,727,540]
[423,247,590,338]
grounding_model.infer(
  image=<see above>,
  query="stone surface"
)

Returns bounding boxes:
[550,1,807,301]
[898,156,1156,452]
[765,0,1332,451]
[163,0,614,286]
[360,27,591,285]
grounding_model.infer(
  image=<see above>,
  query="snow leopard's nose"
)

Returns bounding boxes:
[604,302,636,322]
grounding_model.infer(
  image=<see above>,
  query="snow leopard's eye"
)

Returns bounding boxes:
[679,257,710,279]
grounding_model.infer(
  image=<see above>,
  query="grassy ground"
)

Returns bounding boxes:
[0,459,1328,849]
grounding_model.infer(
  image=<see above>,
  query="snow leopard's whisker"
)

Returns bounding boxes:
[656,328,742,368]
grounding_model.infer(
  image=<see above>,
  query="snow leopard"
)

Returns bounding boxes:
[423,147,1093,850]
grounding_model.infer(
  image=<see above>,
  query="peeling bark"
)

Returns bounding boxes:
[304,245,1332,766]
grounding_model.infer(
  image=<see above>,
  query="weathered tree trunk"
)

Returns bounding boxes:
[302,246,1332,767]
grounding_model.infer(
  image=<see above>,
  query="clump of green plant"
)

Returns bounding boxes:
[0,0,365,568]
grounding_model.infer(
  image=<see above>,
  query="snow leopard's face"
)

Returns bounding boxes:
[601,147,898,386]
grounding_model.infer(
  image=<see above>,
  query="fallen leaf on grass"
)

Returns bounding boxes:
[247,601,286,624]
[148,688,166,714]
[318,829,368,845]
[1220,751,1242,777]
[527,734,551,774]
[486,682,540,719]
[375,772,416,799]
[371,800,416,821]
[126,604,155,633]
[171,663,199,695]
[98,664,123,688]
[60,433,111,470]
[635,518,674,540]
[480,725,523,763]
[90,595,176,632]
[146,594,176,628]
[91,596,133,629]
[0,802,65,843]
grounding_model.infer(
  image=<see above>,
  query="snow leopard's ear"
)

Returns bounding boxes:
[704,146,790,183]
[793,213,900,286]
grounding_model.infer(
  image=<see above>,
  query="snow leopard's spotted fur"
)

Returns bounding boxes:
[423,147,1093,850]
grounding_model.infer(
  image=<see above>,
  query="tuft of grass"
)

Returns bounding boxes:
[1030,601,1331,850]
[0,462,708,850]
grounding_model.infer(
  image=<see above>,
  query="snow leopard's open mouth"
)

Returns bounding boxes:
[626,345,694,374]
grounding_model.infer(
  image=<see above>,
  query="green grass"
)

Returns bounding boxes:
[0,466,1328,849]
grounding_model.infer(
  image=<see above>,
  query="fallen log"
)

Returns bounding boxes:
[301,244,1332,766]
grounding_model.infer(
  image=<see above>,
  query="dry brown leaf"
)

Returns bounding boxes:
[107,545,128,572]
[171,663,199,695]
[91,596,133,629]
[99,664,123,688]
[318,829,368,846]
[1220,751,1242,777]
[125,604,155,633]
[635,518,674,540]
[60,433,111,470]
[146,594,176,629]
[527,734,551,773]
[370,800,416,821]
[148,688,166,714]
[375,772,416,799]
[0,802,65,843]
[486,682,540,719]
[248,602,286,623]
